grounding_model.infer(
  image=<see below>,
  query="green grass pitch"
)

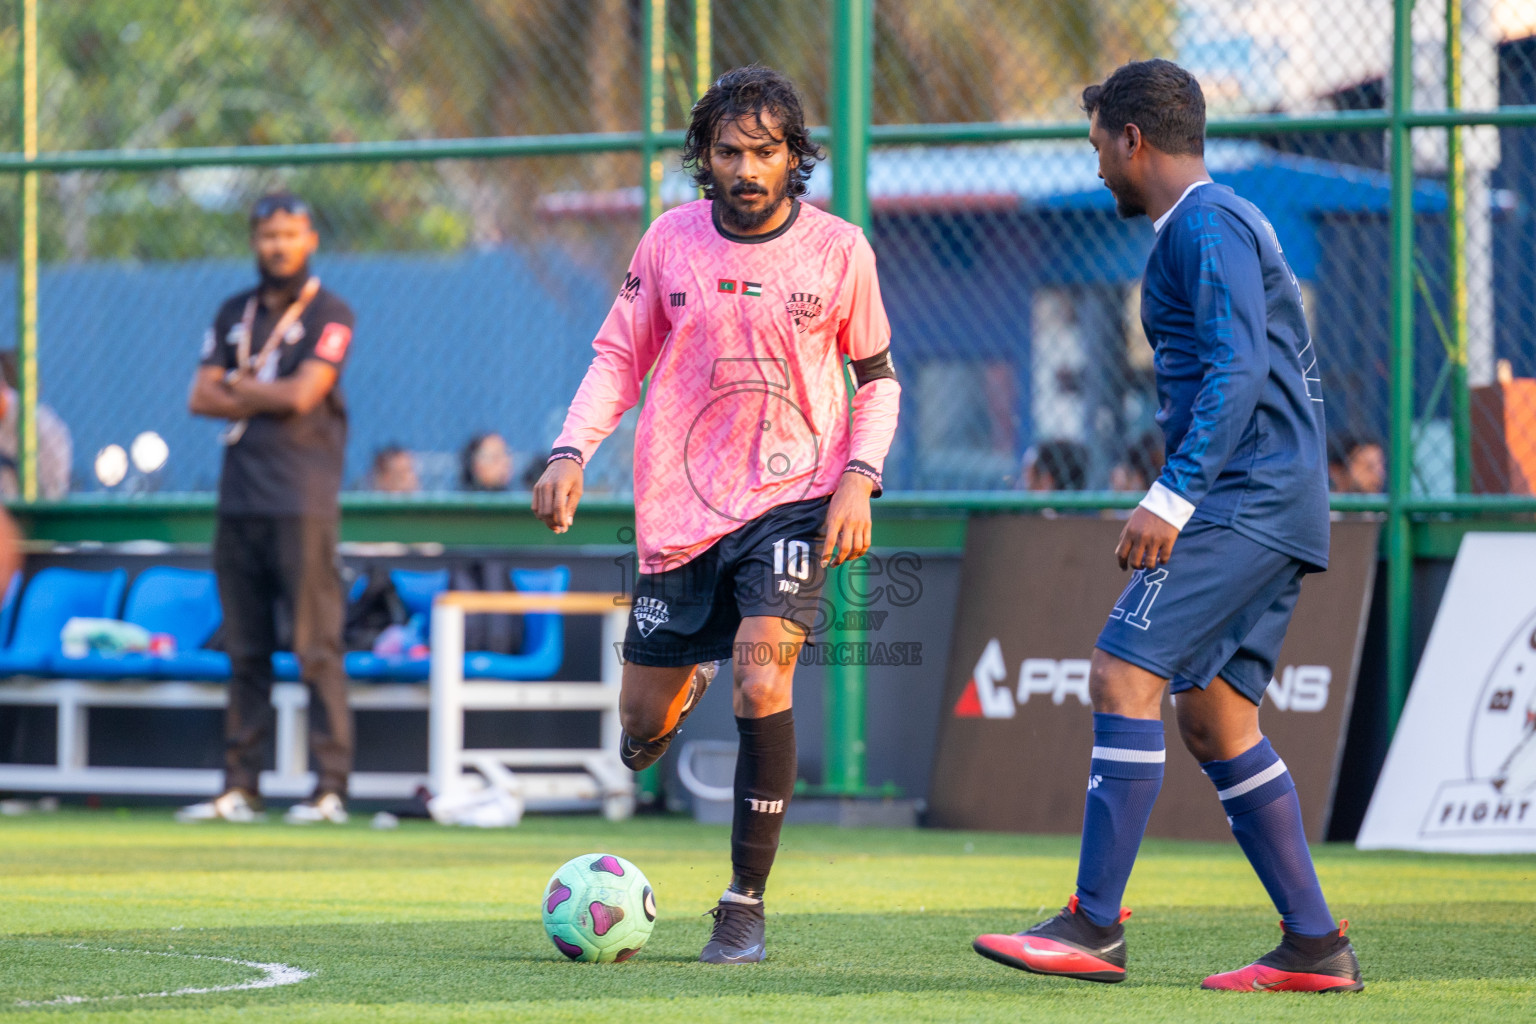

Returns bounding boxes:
[0,810,1532,1022]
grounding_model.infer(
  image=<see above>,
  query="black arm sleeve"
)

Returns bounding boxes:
[849,347,897,388]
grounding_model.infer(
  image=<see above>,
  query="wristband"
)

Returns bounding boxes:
[547,446,585,468]
[844,460,883,497]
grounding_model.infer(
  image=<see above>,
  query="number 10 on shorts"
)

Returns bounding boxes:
[773,538,812,580]
[1109,567,1167,632]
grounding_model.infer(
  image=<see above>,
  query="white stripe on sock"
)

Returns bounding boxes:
[1215,759,1289,802]
[1090,745,1167,764]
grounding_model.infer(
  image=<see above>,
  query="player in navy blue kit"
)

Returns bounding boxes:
[973,60,1362,993]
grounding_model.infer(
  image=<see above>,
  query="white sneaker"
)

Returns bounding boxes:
[176,789,262,823]
[285,792,348,825]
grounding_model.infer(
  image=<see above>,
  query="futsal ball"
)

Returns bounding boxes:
[541,853,656,962]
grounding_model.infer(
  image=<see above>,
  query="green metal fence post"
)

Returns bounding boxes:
[824,0,873,797]
[1446,0,1473,494]
[693,0,710,102]
[15,0,38,503]
[831,0,872,230]
[641,0,667,227]
[634,0,667,806]
[1387,0,1418,734]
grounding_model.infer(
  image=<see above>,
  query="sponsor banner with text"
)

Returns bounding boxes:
[928,517,1377,841]
[1358,533,1536,853]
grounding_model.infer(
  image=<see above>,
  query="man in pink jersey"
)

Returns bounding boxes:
[534,66,900,964]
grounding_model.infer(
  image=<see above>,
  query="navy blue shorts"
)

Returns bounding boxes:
[1094,519,1307,705]
[622,495,831,667]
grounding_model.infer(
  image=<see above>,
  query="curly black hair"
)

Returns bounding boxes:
[682,65,822,199]
[1082,59,1206,157]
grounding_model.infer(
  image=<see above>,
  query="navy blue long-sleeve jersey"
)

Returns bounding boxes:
[1138,183,1330,570]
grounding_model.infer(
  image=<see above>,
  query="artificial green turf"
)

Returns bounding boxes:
[0,810,1531,1022]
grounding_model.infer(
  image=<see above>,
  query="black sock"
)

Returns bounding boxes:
[728,709,796,898]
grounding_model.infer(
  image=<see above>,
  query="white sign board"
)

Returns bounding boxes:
[1358,533,1536,852]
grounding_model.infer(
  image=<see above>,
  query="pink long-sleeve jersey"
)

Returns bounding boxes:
[554,198,901,572]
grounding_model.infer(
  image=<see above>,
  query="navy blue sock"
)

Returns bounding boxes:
[1201,737,1336,937]
[1074,712,1165,927]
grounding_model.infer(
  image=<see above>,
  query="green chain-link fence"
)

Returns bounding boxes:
[1,0,1535,734]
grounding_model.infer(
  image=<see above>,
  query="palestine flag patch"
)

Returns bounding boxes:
[717,279,737,294]
[743,281,763,297]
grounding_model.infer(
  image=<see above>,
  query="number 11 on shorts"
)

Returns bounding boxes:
[1108,567,1167,632]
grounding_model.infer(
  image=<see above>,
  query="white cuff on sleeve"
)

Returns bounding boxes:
[1139,481,1196,530]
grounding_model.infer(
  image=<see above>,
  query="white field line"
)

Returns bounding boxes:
[15,944,313,1007]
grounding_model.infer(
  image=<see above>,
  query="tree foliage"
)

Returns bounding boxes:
[0,0,1174,262]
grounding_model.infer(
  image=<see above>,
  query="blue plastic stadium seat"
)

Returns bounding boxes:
[344,568,449,681]
[50,567,228,680]
[138,568,228,680]
[272,651,302,681]
[0,567,128,676]
[341,565,568,682]
[463,566,569,680]
[390,568,449,618]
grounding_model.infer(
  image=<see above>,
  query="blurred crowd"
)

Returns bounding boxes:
[366,431,542,495]
[1014,431,1385,495]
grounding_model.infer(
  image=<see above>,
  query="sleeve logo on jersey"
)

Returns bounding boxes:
[315,322,352,363]
[619,272,642,303]
[786,292,823,333]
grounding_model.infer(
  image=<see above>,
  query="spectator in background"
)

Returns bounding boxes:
[0,352,73,499]
[371,444,419,493]
[182,191,356,826]
[460,432,514,492]
[1328,433,1386,494]
[1020,438,1089,491]
[1109,430,1165,492]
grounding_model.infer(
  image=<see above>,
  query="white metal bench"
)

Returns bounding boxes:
[429,590,633,820]
[0,591,632,818]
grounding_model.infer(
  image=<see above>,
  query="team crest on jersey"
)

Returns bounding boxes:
[632,596,670,638]
[284,321,305,345]
[786,292,823,333]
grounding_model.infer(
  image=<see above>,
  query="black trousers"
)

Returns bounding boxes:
[213,515,351,797]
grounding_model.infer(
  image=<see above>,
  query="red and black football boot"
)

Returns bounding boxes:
[1202,920,1363,992]
[973,895,1130,983]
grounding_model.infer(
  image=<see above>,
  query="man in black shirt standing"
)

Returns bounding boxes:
[179,192,356,825]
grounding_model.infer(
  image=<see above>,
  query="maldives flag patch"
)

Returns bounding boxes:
[717,279,737,293]
[743,281,763,297]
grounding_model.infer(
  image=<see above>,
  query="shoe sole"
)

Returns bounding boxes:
[1201,974,1364,993]
[972,939,1125,984]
